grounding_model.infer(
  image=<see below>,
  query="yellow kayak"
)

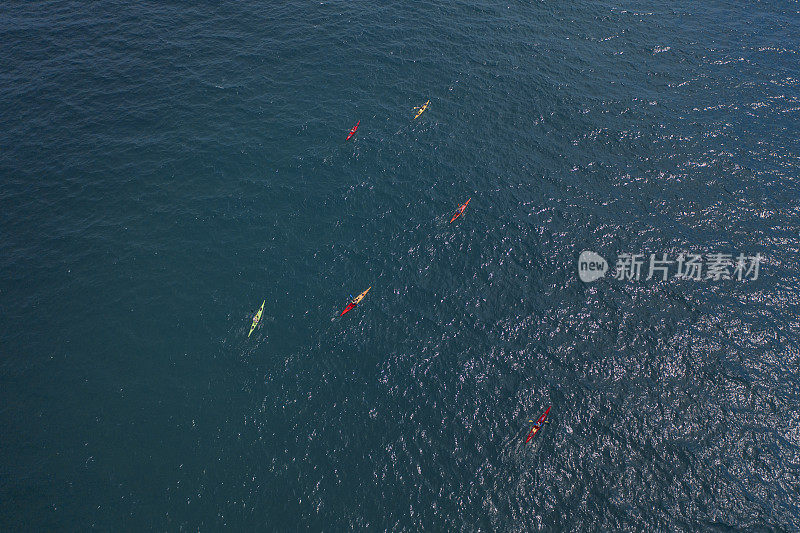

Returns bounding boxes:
[340,287,371,316]
[248,300,265,337]
[413,100,430,119]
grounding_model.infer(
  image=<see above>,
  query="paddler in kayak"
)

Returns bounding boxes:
[413,100,430,119]
[339,287,371,316]
[450,198,471,223]
[248,300,265,338]
[525,406,551,443]
[346,120,360,141]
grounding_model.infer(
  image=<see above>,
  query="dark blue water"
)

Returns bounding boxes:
[2,0,799,529]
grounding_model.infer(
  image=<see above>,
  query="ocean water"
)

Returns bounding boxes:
[2,0,799,530]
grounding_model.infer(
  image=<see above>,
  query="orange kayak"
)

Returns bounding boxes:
[339,287,371,316]
[450,198,471,223]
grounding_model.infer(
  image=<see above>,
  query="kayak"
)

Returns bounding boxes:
[346,120,360,141]
[248,300,265,338]
[339,287,371,316]
[413,100,430,119]
[449,198,471,223]
[525,406,551,443]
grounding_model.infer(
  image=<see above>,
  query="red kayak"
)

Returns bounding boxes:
[525,406,550,443]
[449,198,471,223]
[339,287,371,316]
[346,120,360,141]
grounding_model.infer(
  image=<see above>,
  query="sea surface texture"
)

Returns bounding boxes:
[2,0,799,530]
